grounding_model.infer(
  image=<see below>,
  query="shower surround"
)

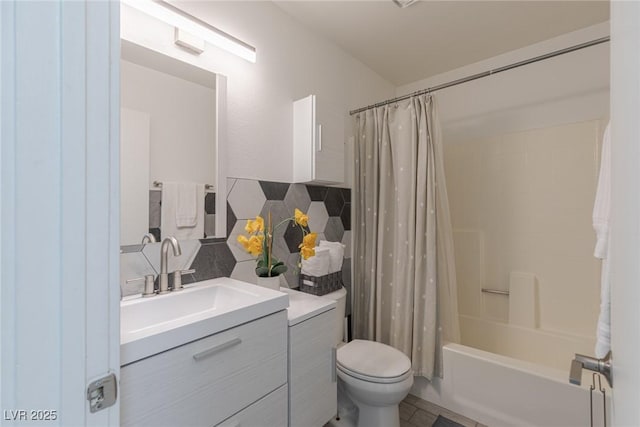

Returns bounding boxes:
[445,119,603,342]
[412,119,608,426]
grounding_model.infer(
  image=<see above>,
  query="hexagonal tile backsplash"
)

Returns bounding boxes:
[122,179,352,300]
[227,179,351,289]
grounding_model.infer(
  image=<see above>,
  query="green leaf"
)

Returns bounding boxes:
[271,264,287,275]
[255,266,270,276]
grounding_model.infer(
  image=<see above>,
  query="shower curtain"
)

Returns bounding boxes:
[352,95,459,379]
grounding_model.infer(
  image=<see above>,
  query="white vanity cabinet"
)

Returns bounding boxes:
[283,289,337,427]
[293,95,345,184]
[120,310,288,427]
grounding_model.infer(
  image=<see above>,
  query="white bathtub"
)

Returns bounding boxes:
[411,316,610,426]
[458,314,596,372]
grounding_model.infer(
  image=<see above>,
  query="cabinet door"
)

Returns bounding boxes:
[314,100,345,184]
[292,95,315,183]
[289,309,337,427]
[120,311,287,427]
[293,95,345,184]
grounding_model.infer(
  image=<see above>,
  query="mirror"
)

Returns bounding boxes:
[120,39,226,247]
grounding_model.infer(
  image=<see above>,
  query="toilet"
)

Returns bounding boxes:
[323,287,414,427]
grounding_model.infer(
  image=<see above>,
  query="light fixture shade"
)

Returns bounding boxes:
[174,28,205,55]
[392,0,419,8]
[121,0,256,63]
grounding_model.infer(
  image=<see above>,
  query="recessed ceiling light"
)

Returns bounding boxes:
[392,0,419,9]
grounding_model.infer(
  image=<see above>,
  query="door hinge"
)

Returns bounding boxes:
[86,373,117,413]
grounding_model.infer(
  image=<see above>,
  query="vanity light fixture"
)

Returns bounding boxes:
[121,0,257,63]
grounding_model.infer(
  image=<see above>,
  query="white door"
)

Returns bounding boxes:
[610,1,640,425]
[0,1,121,425]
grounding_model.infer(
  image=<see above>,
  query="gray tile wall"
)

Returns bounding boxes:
[122,179,352,313]
[226,179,351,296]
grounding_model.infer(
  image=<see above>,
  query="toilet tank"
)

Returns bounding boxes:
[321,287,347,346]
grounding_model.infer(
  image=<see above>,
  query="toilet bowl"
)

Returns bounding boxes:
[322,288,413,427]
[337,339,414,427]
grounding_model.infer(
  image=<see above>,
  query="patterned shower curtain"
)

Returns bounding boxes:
[352,95,460,379]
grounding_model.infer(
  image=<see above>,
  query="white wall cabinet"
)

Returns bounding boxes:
[120,310,288,427]
[284,289,337,427]
[293,95,345,184]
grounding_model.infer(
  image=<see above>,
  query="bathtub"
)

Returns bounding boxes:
[458,314,596,372]
[411,316,610,426]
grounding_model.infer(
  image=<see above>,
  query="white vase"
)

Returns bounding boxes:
[256,275,281,291]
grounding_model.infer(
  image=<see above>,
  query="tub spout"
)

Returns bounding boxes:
[569,351,612,387]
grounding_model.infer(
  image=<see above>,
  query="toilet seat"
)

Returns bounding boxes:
[337,340,412,384]
[337,363,413,384]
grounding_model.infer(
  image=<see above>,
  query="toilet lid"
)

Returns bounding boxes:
[337,340,411,380]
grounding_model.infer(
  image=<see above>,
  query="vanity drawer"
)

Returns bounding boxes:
[216,384,288,427]
[121,310,287,427]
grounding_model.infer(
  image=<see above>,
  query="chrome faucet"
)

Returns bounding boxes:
[159,236,181,294]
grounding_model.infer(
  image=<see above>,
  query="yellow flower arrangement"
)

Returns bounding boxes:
[237,208,316,277]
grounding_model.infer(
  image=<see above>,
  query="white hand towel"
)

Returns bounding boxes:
[596,258,611,358]
[593,122,611,358]
[319,240,345,273]
[161,182,205,240]
[176,182,198,227]
[593,123,611,259]
[301,247,330,277]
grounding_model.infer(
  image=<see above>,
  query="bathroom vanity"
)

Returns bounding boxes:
[119,279,289,426]
[119,280,337,427]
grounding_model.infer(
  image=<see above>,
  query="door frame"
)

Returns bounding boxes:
[1,1,120,425]
[610,1,640,425]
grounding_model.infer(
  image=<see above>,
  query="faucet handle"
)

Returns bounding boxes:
[569,359,583,385]
[126,275,157,297]
[142,274,156,298]
[172,269,196,292]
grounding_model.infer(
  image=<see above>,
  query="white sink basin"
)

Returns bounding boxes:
[120,277,289,365]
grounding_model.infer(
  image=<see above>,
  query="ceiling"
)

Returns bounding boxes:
[274,1,609,86]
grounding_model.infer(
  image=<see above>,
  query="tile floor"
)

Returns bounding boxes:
[400,394,487,427]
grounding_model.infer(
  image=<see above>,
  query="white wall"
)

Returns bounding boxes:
[120,59,215,187]
[396,22,609,142]
[121,1,395,185]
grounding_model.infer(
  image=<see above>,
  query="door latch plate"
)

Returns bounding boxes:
[86,373,117,413]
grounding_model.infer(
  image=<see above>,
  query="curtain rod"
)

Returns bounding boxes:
[349,36,610,116]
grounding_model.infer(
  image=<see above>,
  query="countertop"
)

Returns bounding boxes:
[280,287,336,326]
